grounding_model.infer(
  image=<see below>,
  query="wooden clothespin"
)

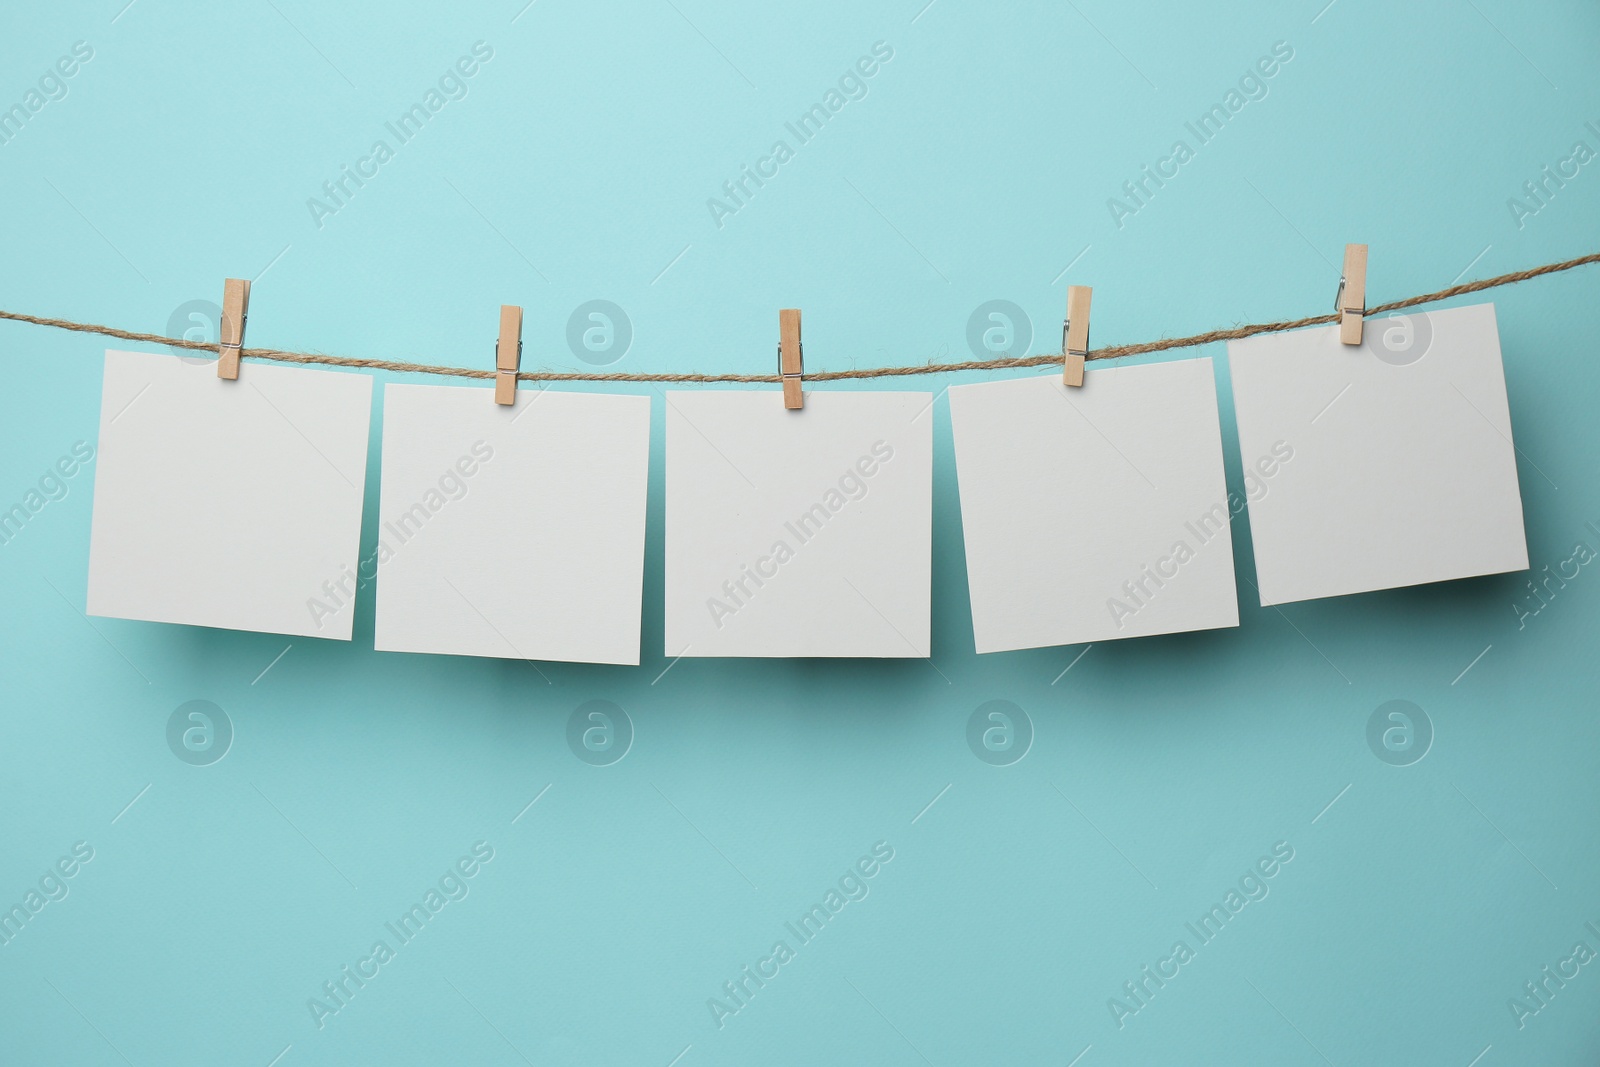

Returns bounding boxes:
[1062,285,1091,387]
[217,278,250,379]
[779,308,803,410]
[1337,244,1367,345]
[495,304,522,405]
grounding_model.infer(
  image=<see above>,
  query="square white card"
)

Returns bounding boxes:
[664,391,932,658]
[1228,302,1528,606]
[949,359,1239,652]
[374,385,651,665]
[87,349,373,639]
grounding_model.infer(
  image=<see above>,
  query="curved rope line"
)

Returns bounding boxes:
[2,251,1595,384]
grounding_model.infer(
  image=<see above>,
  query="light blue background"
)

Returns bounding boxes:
[2,1,1598,1063]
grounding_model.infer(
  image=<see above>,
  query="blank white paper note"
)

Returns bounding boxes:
[664,391,933,658]
[949,358,1239,653]
[1228,302,1528,606]
[87,349,373,639]
[374,384,652,665]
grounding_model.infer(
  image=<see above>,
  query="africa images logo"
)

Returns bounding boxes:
[166,700,233,766]
[706,841,895,1030]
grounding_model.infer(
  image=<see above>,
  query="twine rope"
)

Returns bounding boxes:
[2,251,1596,384]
